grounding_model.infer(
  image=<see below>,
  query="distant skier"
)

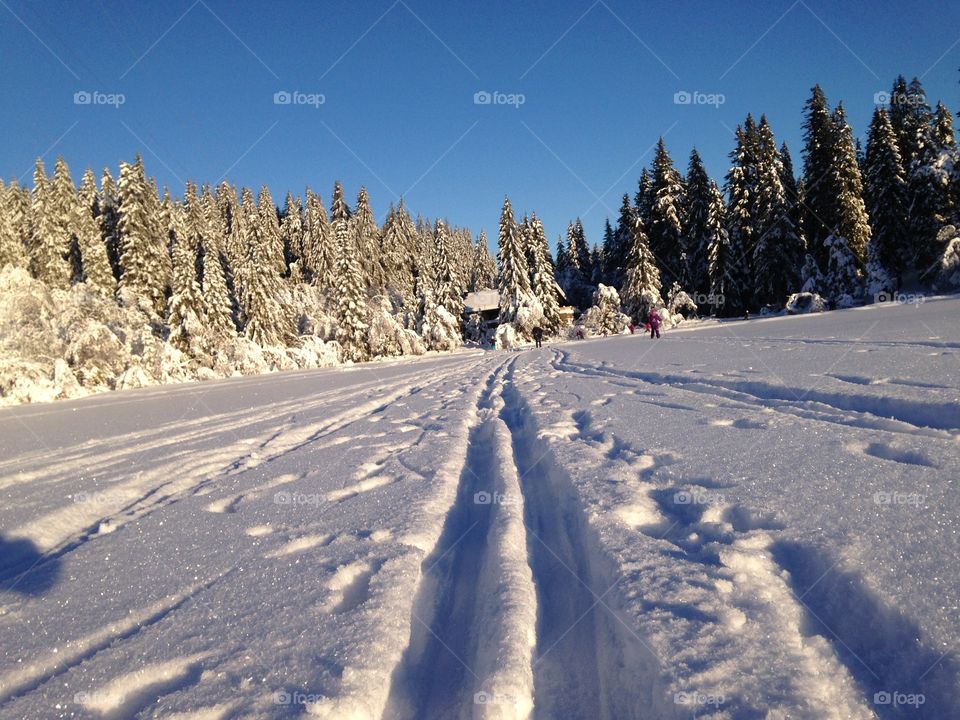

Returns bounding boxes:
[575,328,585,340]
[628,323,635,334]
[648,308,661,339]
[532,326,544,348]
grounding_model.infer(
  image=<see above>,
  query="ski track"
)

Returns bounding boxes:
[0,357,485,584]
[384,357,658,720]
[3,317,958,718]
[552,349,960,437]
[539,347,957,717]
[2,353,501,719]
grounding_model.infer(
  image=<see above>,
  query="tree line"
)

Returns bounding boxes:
[2,74,958,377]
[541,76,959,320]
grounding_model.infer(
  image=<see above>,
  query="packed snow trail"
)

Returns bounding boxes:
[2,298,959,718]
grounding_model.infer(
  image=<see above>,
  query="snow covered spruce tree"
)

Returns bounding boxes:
[647,138,686,288]
[379,204,414,311]
[559,218,592,309]
[353,186,386,291]
[635,167,654,224]
[620,211,661,322]
[863,107,908,287]
[496,197,541,345]
[415,220,463,352]
[830,104,871,266]
[801,85,838,270]
[332,182,370,362]
[528,214,565,335]
[432,220,463,326]
[117,155,170,318]
[0,182,27,269]
[98,169,122,280]
[603,195,633,287]
[907,99,955,271]
[238,187,295,347]
[304,188,334,291]
[29,158,73,289]
[682,148,716,299]
[167,189,206,357]
[705,180,733,316]
[584,284,628,335]
[75,169,116,297]
[468,230,496,291]
[256,185,285,278]
[280,193,305,281]
[0,180,29,270]
[723,122,758,314]
[752,116,805,307]
[199,188,235,343]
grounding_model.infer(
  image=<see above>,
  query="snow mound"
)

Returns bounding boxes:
[785,292,825,314]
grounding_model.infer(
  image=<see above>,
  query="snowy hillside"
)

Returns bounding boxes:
[1,297,958,719]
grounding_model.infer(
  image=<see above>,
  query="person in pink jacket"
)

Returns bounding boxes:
[648,308,662,339]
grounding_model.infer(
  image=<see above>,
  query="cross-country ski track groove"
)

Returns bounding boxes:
[385,357,658,720]
[382,350,957,719]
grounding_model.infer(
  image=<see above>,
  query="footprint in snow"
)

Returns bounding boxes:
[846,440,937,468]
[321,560,379,614]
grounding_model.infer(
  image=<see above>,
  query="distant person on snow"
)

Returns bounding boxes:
[532,326,544,348]
[648,308,662,339]
[575,328,585,340]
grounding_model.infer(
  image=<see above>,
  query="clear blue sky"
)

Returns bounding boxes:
[2,0,958,250]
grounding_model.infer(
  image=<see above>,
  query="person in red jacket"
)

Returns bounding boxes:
[648,308,662,339]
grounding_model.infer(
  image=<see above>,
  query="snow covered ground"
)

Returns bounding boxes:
[1,297,958,719]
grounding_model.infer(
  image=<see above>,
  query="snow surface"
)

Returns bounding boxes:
[1,297,959,719]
